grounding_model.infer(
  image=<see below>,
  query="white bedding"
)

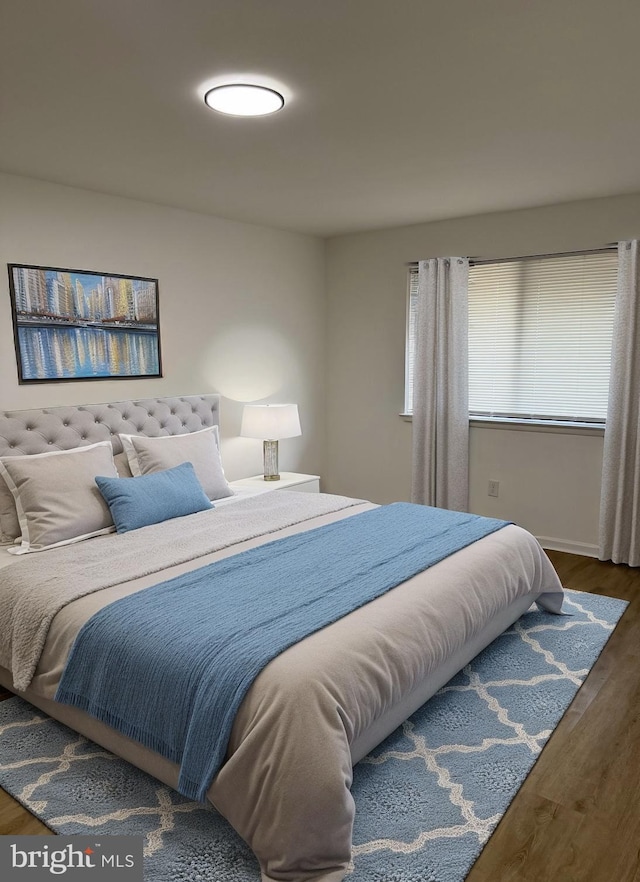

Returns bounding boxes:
[0,484,268,566]
[0,547,19,568]
[0,494,564,882]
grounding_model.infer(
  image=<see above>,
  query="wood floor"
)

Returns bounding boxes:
[1,551,639,879]
[468,551,640,882]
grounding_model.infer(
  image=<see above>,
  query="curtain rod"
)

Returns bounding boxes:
[469,245,617,266]
[406,245,617,268]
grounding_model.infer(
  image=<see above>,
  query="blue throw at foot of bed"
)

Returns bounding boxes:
[56,503,510,801]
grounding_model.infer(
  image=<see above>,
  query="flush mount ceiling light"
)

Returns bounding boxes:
[204,84,285,116]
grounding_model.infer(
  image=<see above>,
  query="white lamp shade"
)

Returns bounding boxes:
[241,404,301,440]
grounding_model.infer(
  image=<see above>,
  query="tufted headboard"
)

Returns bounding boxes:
[0,394,221,458]
[0,395,221,544]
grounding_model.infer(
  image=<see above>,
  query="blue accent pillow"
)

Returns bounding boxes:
[95,462,213,534]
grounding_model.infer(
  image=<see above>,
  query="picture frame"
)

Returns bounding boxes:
[7,264,162,384]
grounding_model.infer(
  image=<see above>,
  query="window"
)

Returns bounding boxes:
[405,249,618,425]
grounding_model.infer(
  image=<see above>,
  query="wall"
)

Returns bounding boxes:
[3,175,640,553]
[325,193,640,555]
[0,173,326,481]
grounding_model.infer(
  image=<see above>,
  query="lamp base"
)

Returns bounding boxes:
[263,439,280,481]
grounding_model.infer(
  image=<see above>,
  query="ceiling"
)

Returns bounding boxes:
[2,0,640,237]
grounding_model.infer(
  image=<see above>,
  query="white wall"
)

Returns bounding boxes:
[325,193,640,555]
[0,173,326,481]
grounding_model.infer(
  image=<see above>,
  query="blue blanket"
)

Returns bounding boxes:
[56,503,509,801]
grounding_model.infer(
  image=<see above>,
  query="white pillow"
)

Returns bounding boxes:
[120,426,233,501]
[0,476,21,543]
[0,446,131,545]
[0,440,118,554]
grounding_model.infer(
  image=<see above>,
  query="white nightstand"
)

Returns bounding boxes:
[230,472,320,494]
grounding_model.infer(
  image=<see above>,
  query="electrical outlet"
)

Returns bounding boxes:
[488,480,500,498]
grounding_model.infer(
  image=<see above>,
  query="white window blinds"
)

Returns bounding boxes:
[406,249,618,424]
[405,266,419,415]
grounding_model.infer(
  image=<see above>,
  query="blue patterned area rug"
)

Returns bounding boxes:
[0,588,627,882]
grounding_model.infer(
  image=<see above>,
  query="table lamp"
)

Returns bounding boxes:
[240,403,302,480]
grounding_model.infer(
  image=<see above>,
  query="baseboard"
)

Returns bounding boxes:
[536,536,599,558]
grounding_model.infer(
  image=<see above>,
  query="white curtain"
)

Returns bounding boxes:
[599,240,640,566]
[411,257,469,510]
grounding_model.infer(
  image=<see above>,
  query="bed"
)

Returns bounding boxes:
[0,394,564,882]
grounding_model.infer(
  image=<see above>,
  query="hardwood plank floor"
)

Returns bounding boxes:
[1,551,639,879]
[468,551,640,882]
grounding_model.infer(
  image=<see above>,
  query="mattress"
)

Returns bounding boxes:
[0,493,564,882]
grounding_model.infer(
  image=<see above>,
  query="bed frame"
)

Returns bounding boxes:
[0,394,221,459]
[0,393,537,777]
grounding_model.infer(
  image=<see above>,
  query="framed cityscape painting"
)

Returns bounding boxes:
[8,264,162,383]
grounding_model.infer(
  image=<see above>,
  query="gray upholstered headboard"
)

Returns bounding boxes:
[0,394,221,458]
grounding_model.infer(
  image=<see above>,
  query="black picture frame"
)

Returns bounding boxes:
[7,263,162,384]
